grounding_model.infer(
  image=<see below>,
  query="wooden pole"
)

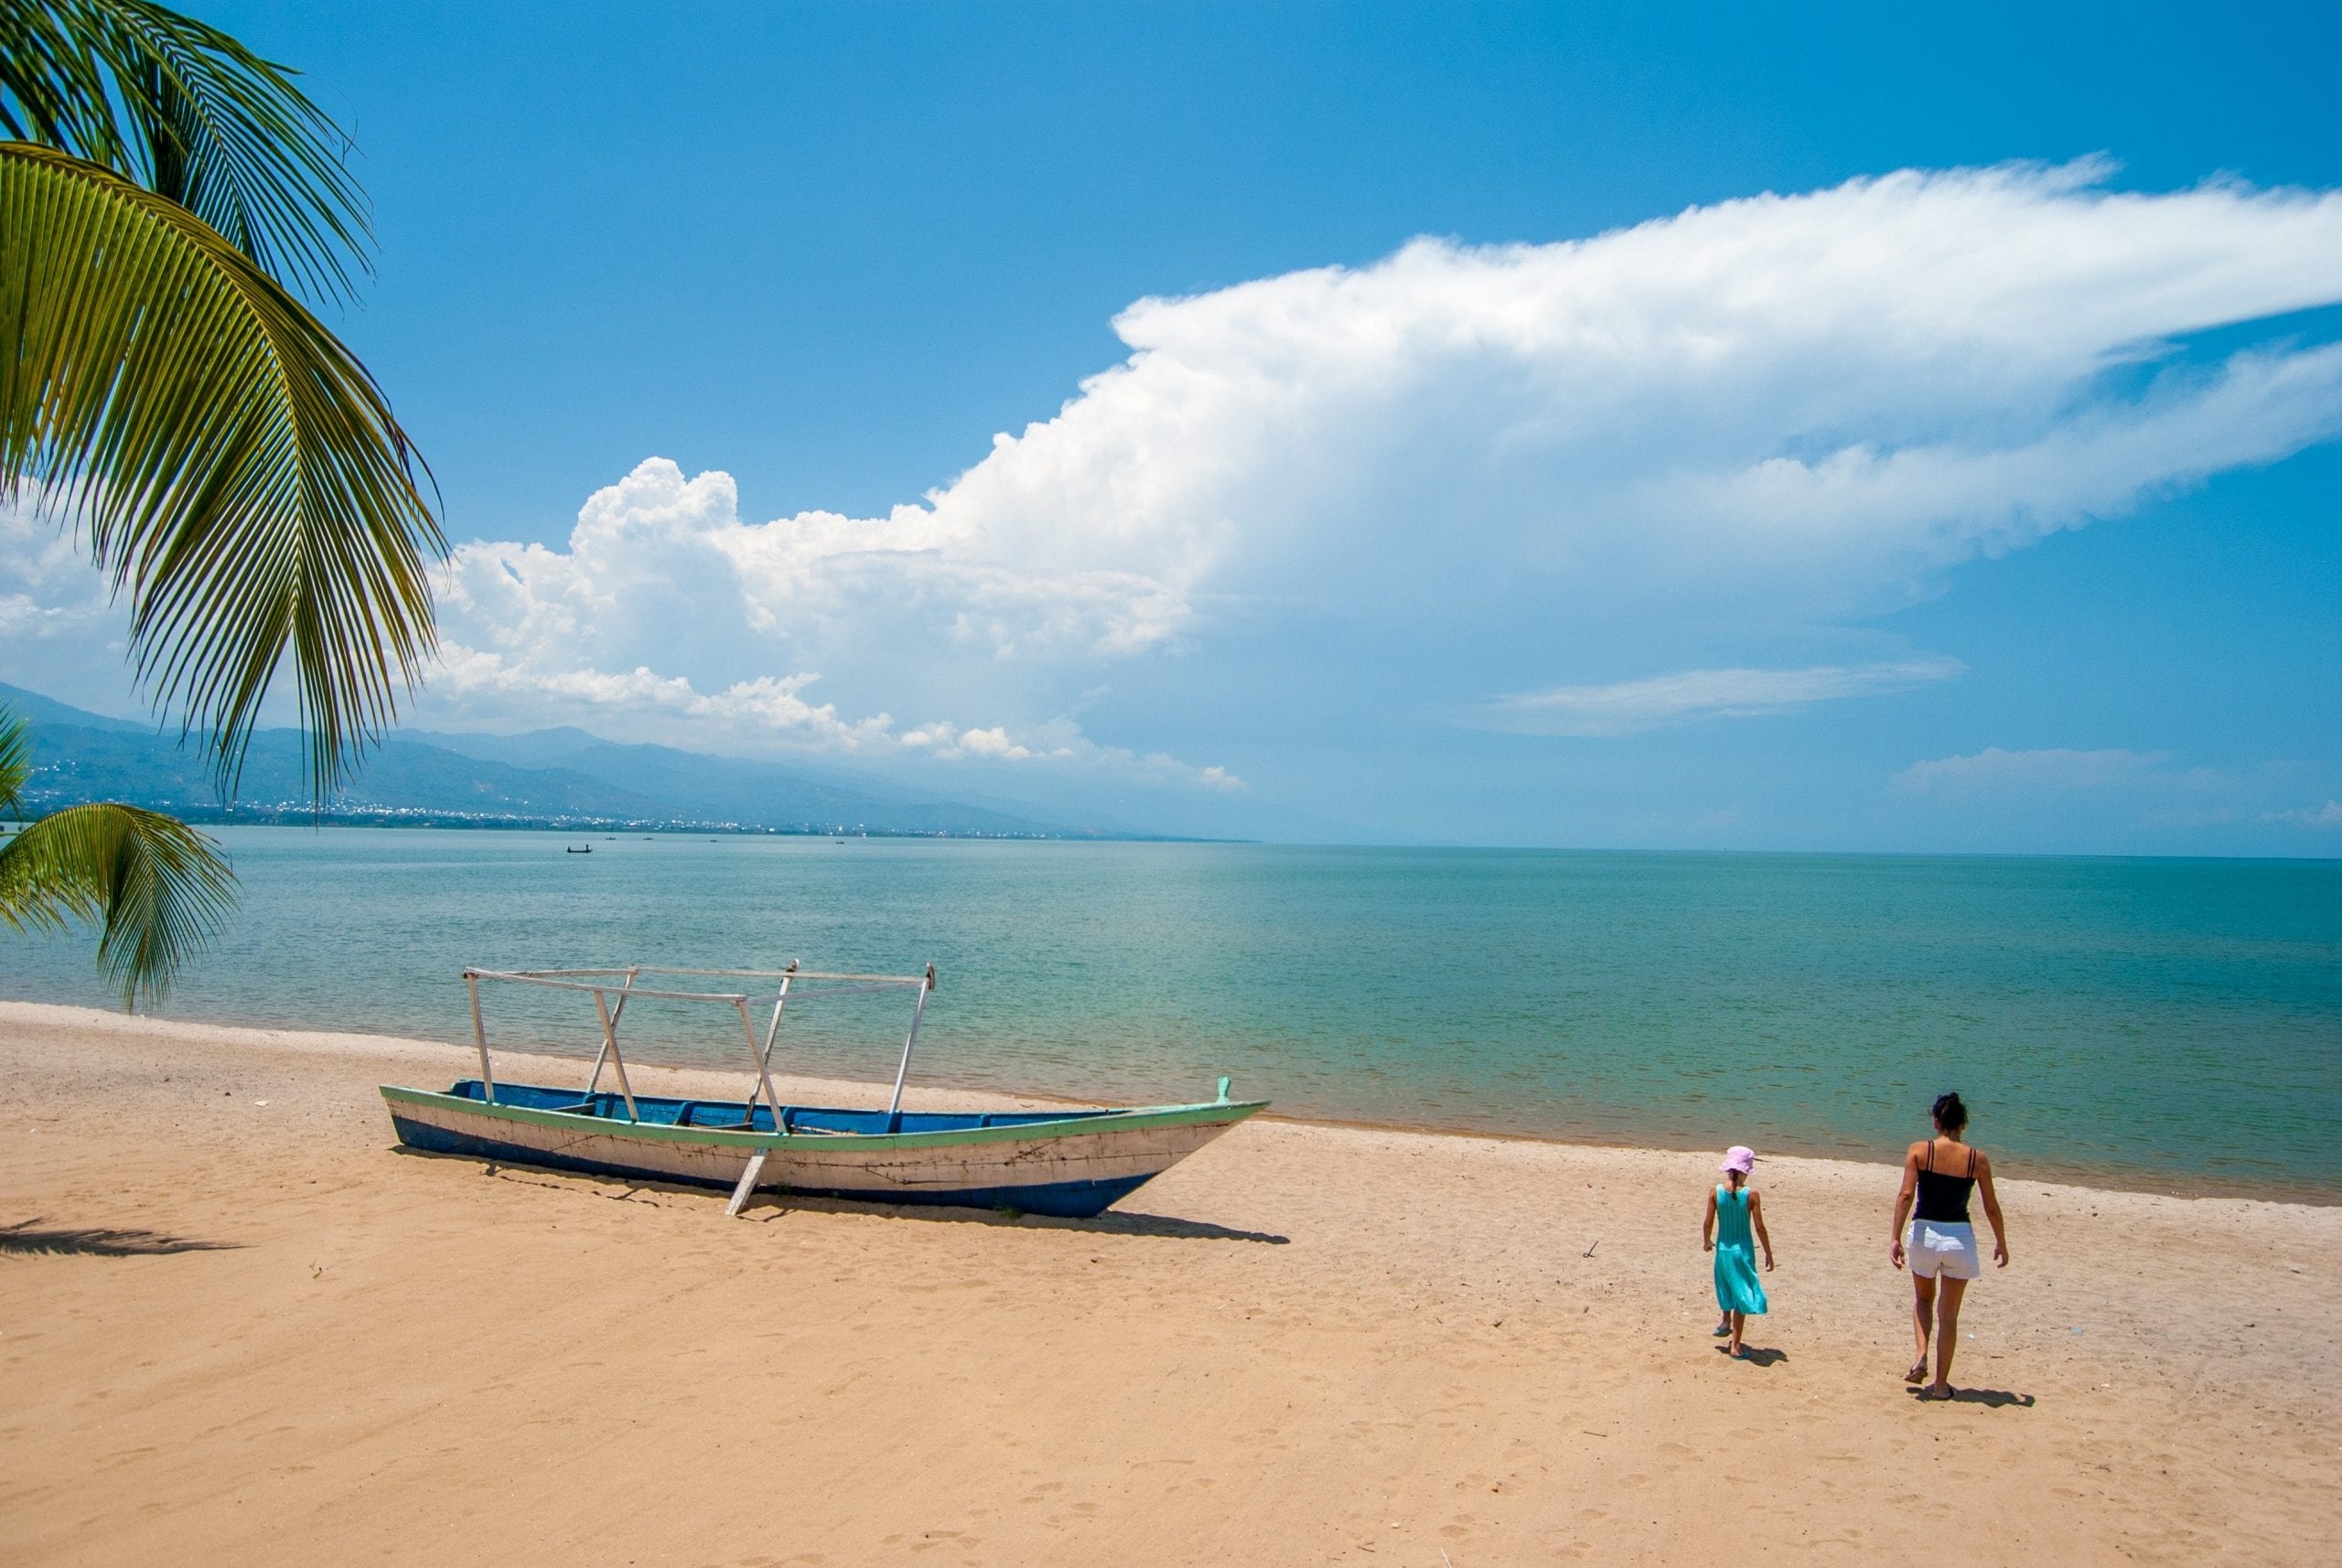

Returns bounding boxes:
[757,964,796,1076]
[726,1150,768,1219]
[736,997,784,1132]
[467,970,495,1106]
[594,988,639,1122]
[883,965,934,1132]
[585,966,638,1098]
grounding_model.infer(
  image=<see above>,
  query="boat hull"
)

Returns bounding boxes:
[381,1083,1265,1219]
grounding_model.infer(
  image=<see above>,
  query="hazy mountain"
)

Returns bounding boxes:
[0,683,1161,838]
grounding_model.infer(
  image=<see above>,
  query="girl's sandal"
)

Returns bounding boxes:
[1905,1361,1928,1384]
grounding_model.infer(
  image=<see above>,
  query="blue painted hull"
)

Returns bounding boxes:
[390,1111,1155,1217]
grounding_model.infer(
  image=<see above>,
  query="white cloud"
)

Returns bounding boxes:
[0,503,130,713]
[1897,752,2342,838]
[423,458,1237,787]
[420,160,2342,768]
[2262,800,2342,828]
[7,160,2342,811]
[1893,747,2174,792]
[1479,658,1963,736]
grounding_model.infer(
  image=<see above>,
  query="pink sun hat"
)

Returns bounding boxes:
[1720,1145,1756,1175]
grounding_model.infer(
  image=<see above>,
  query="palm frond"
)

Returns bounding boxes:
[0,703,29,813]
[0,799,236,1008]
[0,143,443,798]
[0,0,123,156]
[0,0,371,304]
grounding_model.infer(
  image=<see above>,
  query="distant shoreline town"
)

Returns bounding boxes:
[2,796,1152,841]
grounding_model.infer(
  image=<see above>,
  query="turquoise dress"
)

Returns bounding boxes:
[1713,1184,1768,1316]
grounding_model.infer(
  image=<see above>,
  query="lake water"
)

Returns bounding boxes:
[4,828,2337,1198]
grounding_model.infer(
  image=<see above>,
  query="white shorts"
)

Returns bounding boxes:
[1906,1220,1982,1281]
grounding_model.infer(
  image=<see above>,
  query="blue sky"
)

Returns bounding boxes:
[5,1,2339,850]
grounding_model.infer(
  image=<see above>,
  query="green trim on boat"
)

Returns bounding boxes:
[378,1083,1268,1152]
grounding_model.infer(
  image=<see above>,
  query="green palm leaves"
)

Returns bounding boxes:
[2,0,442,797]
[0,0,370,303]
[2,2,439,1004]
[0,705,236,1008]
[2,142,442,797]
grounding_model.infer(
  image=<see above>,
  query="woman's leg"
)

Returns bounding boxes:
[1909,1275,1936,1380]
[1729,1309,1745,1356]
[1930,1277,1969,1396]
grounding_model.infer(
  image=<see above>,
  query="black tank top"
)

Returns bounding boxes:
[1913,1139,1978,1223]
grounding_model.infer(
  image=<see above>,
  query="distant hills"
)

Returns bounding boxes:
[0,682,1171,840]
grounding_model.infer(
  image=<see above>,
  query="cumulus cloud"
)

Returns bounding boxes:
[0,503,128,709]
[1479,658,1963,736]
[419,160,2342,768]
[8,160,2342,804]
[423,459,1241,787]
[1893,747,2173,792]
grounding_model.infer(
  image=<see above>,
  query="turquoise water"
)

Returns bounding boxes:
[5,828,2337,1197]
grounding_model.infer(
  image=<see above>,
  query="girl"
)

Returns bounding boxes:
[1889,1091,2009,1400]
[1703,1144,1775,1358]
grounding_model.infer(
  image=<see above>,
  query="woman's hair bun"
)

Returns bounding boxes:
[1932,1091,1969,1132]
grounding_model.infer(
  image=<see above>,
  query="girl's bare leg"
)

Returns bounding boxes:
[1908,1276,1936,1381]
[1929,1277,1969,1397]
[1729,1310,1745,1357]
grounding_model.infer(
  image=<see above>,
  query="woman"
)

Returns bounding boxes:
[1889,1091,2009,1400]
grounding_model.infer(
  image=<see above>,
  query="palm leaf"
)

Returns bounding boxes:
[0,1,123,157]
[0,142,442,798]
[0,799,235,1008]
[0,703,29,813]
[0,0,370,304]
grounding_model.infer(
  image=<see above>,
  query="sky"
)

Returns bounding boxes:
[4,0,2340,851]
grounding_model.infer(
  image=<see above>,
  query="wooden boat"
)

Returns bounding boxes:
[379,963,1266,1219]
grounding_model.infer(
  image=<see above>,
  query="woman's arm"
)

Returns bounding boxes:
[1703,1186,1717,1251]
[1976,1152,2009,1267]
[1749,1189,1775,1270]
[1888,1144,1919,1268]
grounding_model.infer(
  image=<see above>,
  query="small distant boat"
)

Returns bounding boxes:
[565,844,592,854]
[380,963,1266,1219]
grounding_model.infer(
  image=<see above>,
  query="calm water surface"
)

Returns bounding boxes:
[5,829,2336,1197]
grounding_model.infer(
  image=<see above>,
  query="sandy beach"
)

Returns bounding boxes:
[1,999,2334,1566]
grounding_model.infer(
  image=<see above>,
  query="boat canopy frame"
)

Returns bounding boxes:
[461,962,939,1135]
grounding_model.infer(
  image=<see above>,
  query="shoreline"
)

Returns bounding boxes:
[5,997,2326,1208]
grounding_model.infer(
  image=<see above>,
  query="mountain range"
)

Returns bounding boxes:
[0,682,1175,840]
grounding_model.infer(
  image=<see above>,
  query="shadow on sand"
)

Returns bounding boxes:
[769,1195,1292,1245]
[399,1149,1291,1244]
[0,1218,241,1259]
[1716,1344,1789,1367]
[1908,1385,2036,1408]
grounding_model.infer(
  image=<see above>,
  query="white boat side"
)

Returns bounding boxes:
[381,1084,1267,1218]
